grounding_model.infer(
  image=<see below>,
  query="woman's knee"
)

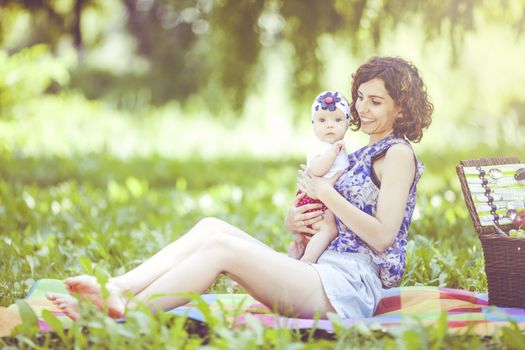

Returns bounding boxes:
[198,232,237,268]
[193,218,232,244]
[196,216,238,236]
[194,217,226,235]
[197,216,223,228]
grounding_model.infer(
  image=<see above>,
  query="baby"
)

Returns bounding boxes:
[289,91,350,263]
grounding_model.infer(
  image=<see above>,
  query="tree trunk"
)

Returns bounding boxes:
[73,0,85,53]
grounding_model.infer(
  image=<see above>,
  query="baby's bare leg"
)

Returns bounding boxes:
[300,211,338,263]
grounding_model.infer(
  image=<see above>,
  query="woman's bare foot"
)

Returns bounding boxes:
[45,292,80,320]
[288,241,306,260]
[63,275,126,319]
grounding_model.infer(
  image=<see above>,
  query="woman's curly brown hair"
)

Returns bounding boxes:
[350,56,433,143]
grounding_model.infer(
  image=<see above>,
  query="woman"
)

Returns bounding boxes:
[47,56,433,321]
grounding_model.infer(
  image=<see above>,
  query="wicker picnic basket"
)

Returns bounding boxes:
[456,157,525,308]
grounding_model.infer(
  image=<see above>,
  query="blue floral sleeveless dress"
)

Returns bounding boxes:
[311,134,424,319]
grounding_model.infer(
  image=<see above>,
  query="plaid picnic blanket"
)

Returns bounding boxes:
[1,279,524,337]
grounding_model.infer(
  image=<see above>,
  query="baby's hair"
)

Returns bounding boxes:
[350,56,433,142]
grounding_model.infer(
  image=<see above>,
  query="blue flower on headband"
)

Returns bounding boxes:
[317,91,341,112]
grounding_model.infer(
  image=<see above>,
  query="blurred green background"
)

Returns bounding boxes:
[1,0,525,159]
[1,0,525,305]
[0,0,525,159]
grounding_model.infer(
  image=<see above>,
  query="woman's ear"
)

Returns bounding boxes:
[396,111,403,119]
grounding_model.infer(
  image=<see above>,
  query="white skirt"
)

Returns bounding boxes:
[311,250,382,319]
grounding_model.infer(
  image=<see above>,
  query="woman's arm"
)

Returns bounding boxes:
[300,144,415,253]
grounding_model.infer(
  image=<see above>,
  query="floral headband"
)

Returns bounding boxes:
[311,91,350,120]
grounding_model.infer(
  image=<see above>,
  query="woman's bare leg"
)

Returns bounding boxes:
[130,233,336,318]
[55,217,279,318]
[109,217,273,295]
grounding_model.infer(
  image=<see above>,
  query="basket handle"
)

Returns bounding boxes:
[459,157,520,167]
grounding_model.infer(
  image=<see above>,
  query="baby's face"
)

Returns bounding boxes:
[312,109,348,143]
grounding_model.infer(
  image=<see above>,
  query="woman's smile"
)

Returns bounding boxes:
[360,116,374,125]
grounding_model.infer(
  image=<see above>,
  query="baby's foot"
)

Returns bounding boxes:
[64,275,126,319]
[46,292,80,320]
[288,241,306,260]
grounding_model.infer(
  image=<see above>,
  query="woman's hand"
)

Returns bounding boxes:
[284,191,324,237]
[297,165,342,200]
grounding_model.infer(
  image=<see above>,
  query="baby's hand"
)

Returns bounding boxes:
[331,140,345,154]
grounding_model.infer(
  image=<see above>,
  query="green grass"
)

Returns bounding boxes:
[1,152,524,349]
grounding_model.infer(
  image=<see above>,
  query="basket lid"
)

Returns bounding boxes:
[456,157,524,235]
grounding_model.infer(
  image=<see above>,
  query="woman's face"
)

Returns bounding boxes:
[355,78,401,144]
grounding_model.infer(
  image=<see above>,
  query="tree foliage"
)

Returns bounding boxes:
[0,44,70,119]
[1,0,524,113]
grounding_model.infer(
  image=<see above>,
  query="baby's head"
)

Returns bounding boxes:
[311,91,351,144]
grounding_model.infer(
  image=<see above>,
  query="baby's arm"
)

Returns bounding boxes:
[309,141,345,177]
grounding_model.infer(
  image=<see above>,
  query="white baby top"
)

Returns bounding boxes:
[307,140,350,178]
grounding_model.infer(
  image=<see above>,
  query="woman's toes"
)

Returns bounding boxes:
[64,278,79,292]
[63,308,80,321]
[46,292,58,301]
[64,275,88,291]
